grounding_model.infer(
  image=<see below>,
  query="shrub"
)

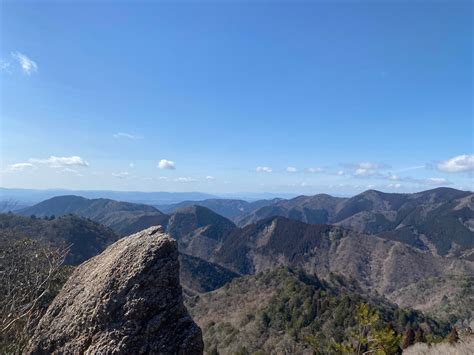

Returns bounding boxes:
[0,235,71,353]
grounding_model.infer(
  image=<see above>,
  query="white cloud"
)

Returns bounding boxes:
[157,176,168,180]
[348,162,388,177]
[308,167,324,173]
[8,163,35,171]
[437,154,474,173]
[175,177,196,183]
[158,159,176,170]
[337,170,345,176]
[383,173,452,186]
[29,155,89,168]
[113,132,143,140]
[205,175,215,180]
[11,52,37,75]
[112,171,130,179]
[256,166,272,173]
[286,166,297,173]
[129,163,134,168]
[354,163,378,176]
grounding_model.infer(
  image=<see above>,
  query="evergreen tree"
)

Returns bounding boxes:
[370,327,401,355]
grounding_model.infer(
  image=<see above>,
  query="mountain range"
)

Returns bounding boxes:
[11,187,474,325]
[157,187,474,259]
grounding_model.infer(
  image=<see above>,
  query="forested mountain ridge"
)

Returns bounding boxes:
[167,205,238,260]
[187,267,449,354]
[235,188,474,258]
[12,189,474,324]
[17,188,474,258]
[209,216,474,323]
[17,195,170,236]
[0,213,119,265]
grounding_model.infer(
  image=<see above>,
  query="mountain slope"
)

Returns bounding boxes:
[157,198,280,221]
[235,194,343,226]
[0,213,119,265]
[187,268,448,354]
[237,188,474,257]
[166,205,238,259]
[211,216,474,321]
[179,253,239,294]
[18,195,169,235]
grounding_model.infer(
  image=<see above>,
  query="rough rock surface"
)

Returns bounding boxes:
[27,226,203,354]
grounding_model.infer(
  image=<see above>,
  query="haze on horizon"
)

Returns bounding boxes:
[1,0,472,196]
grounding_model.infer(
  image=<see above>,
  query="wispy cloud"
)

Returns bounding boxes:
[205,175,215,180]
[0,59,11,73]
[385,173,451,186]
[158,159,176,169]
[7,163,35,171]
[286,166,297,173]
[113,132,143,140]
[349,162,389,177]
[11,52,37,75]
[112,171,130,179]
[256,166,272,173]
[175,177,196,183]
[340,161,453,187]
[29,156,89,168]
[437,154,474,173]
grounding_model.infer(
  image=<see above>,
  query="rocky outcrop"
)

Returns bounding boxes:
[27,226,203,354]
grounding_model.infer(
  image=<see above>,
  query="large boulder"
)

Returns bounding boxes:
[27,226,203,354]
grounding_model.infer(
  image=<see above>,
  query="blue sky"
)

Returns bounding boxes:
[1,0,473,195]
